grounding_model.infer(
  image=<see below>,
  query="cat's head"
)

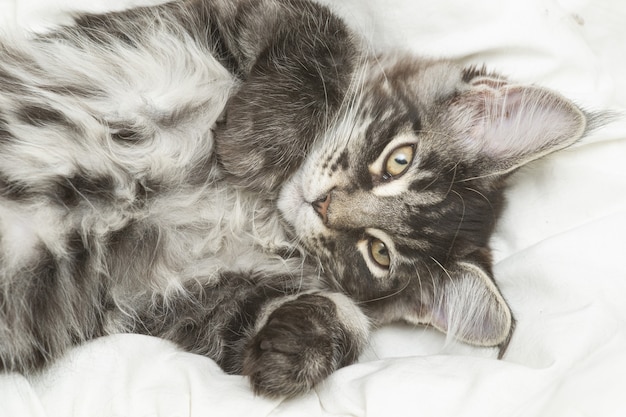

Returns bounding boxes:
[276,56,587,350]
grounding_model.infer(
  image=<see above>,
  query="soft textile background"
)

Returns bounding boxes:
[1,0,625,416]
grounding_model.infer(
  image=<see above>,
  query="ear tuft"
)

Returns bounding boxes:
[428,261,513,347]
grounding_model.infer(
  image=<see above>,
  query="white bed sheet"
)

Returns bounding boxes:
[1,0,625,416]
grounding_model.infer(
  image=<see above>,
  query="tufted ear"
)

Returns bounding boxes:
[449,79,587,176]
[414,261,513,350]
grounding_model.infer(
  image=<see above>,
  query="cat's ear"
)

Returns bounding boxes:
[412,261,513,348]
[449,81,587,175]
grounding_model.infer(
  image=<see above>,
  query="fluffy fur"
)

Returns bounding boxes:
[0,0,590,397]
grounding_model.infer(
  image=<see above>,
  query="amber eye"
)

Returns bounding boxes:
[369,238,391,268]
[383,144,415,179]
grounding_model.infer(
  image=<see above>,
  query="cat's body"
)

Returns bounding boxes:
[0,0,589,397]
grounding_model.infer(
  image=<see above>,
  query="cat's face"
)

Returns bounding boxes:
[217,51,586,348]
[277,56,586,348]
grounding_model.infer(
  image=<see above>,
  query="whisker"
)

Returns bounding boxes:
[443,162,459,199]
[429,256,452,280]
[357,275,412,305]
[412,261,426,319]
[463,186,495,216]
[446,189,466,260]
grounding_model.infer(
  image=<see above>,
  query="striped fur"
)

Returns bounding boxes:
[0,0,588,397]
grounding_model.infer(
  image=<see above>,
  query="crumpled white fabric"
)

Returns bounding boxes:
[1,0,625,415]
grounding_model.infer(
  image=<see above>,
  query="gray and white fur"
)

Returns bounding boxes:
[0,0,589,397]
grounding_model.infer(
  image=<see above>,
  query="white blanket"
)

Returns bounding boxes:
[1,0,625,416]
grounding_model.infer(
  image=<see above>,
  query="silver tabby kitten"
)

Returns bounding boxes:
[0,0,589,397]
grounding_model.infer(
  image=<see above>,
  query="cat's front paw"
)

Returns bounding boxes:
[242,293,366,398]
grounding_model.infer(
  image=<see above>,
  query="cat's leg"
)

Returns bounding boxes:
[0,225,107,373]
[133,272,369,398]
[211,0,358,193]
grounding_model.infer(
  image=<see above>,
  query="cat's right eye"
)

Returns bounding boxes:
[383,144,414,180]
[369,238,390,268]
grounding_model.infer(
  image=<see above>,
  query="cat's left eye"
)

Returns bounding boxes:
[383,145,415,179]
[369,238,391,268]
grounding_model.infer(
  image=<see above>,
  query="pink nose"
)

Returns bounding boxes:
[312,194,331,223]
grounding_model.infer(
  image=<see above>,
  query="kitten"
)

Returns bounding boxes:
[0,0,590,397]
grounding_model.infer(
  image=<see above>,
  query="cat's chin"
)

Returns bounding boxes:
[277,171,322,239]
[277,173,305,229]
